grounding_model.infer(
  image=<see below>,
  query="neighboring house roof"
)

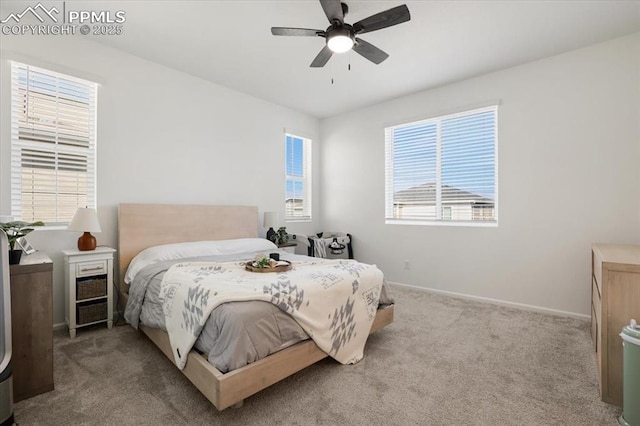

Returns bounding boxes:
[394,183,493,205]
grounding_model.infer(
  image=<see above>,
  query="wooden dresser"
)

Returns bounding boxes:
[9,252,54,402]
[591,243,640,406]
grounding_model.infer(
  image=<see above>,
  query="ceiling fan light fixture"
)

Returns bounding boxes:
[327,30,354,53]
[271,1,411,67]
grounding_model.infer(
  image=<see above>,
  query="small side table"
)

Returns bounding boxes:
[63,247,116,338]
[278,242,297,254]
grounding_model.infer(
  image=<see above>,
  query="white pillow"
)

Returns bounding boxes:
[124,238,277,284]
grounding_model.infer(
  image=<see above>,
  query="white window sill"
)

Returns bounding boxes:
[34,225,70,231]
[385,219,498,228]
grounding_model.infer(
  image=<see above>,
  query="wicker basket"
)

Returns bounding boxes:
[77,301,107,325]
[77,276,107,300]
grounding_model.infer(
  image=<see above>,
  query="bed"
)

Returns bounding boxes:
[118,203,394,410]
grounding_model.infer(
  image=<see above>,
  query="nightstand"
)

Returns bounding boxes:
[278,242,297,254]
[63,247,116,338]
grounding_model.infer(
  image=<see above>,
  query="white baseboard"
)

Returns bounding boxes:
[53,322,67,330]
[388,281,590,321]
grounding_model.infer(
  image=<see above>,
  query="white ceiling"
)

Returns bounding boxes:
[3,1,640,118]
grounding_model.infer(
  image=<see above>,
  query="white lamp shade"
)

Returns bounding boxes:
[68,208,101,233]
[263,211,278,229]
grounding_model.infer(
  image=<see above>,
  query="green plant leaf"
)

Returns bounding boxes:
[0,220,44,250]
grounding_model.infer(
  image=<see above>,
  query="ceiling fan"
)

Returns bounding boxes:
[271,0,411,68]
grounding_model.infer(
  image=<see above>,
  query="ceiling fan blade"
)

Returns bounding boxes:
[310,45,333,67]
[352,4,410,34]
[271,27,325,37]
[353,38,389,65]
[319,0,344,23]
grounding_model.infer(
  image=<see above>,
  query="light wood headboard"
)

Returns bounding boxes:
[118,204,258,293]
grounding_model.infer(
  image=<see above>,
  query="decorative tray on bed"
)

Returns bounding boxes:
[245,260,292,273]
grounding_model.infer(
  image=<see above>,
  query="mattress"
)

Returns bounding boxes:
[124,250,394,373]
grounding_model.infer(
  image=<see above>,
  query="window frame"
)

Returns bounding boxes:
[10,61,98,226]
[384,105,498,227]
[284,133,312,222]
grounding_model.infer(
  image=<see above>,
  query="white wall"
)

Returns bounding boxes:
[320,33,640,317]
[0,36,320,326]
[1,32,638,326]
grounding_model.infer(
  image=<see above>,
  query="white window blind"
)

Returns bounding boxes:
[385,106,497,225]
[10,61,97,224]
[285,134,312,221]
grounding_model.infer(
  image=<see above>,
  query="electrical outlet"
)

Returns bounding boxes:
[403,260,410,270]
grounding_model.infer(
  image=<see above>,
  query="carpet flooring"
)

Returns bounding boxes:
[15,285,621,425]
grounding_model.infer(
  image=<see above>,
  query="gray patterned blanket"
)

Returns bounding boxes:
[159,258,384,369]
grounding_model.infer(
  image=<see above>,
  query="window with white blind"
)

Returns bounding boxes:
[385,106,497,225]
[285,134,312,221]
[10,62,97,224]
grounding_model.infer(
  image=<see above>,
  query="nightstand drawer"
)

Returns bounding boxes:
[77,301,108,325]
[77,260,107,277]
[77,275,107,300]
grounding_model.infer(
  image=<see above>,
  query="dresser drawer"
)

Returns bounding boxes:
[76,260,107,277]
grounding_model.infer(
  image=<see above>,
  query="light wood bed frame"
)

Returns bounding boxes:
[118,203,394,410]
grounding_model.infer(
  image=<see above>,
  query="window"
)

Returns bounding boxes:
[385,106,497,225]
[10,62,97,224]
[285,134,311,221]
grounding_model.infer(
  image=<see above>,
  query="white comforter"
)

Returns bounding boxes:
[159,258,384,369]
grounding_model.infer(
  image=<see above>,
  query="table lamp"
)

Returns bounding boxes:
[68,207,101,251]
[263,212,278,243]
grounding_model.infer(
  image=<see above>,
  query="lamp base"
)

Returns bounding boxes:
[77,232,96,251]
[266,227,276,243]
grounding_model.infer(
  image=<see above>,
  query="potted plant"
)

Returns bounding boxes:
[0,220,44,265]
[276,227,289,246]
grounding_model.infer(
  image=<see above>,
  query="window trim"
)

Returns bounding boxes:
[10,61,98,226]
[384,105,498,227]
[284,133,312,222]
